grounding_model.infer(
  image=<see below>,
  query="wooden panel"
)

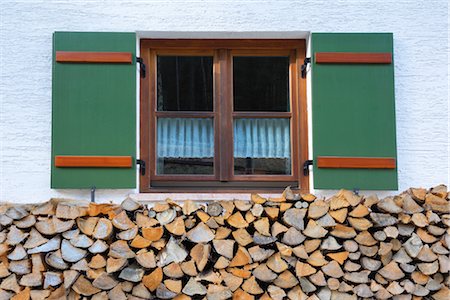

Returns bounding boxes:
[56,51,133,63]
[52,32,136,189]
[312,33,397,190]
[55,156,133,168]
[141,39,305,50]
[315,52,392,64]
[317,157,396,169]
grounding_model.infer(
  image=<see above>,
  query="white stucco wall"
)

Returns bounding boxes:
[1,0,449,203]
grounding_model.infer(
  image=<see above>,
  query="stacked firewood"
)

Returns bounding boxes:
[0,186,449,299]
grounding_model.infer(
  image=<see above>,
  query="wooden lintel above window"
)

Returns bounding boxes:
[315,52,392,64]
[141,39,305,49]
[55,156,133,168]
[317,156,396,169]
[56,51,133,63]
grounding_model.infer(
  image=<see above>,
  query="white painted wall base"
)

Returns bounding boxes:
[1,0,448,203]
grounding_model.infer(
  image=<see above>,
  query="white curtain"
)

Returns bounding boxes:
[234,118,290,158]
[157,118,290,158]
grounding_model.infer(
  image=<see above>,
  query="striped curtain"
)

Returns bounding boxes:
[157,118,290,158]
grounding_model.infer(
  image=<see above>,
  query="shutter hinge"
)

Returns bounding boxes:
[136,159,146,176]
[136,57,146,78]
[303,160,313,176]
[301,57,311,79]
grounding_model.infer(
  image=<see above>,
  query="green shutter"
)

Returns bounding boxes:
[312,33,397,190]
[51,32,136,189]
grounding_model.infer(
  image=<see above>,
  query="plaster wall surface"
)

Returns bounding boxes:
[1,0,449,203]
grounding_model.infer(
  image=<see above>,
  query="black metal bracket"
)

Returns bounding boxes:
[136,159,146,176]
[91,186,96,203]
[303,160,313,176]
[136,57,146,78]
[301,57,311,79]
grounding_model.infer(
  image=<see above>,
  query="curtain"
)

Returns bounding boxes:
[234,118,290,158]
[157,118,214,158]
[157,118,290,158]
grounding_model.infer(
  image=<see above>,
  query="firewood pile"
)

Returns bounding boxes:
[0,185,449,300]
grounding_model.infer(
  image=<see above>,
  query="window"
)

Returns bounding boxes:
[140,40,308,192]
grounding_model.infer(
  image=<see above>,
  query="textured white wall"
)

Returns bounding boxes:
[1,0,449,203]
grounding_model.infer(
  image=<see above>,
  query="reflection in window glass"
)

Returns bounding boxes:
[157,118,214,174]
[233,56,289,112]
[157,56,213,111]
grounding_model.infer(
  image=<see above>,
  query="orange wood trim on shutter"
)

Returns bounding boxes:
[55,156,133,168]
[56,51,133,63]
[317,156,396,169]
[315,52,392,64]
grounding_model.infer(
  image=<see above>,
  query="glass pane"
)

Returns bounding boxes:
[233,56,289,111]
[157,118,214,174]
[157,56,213,111]
[234,118,291,175]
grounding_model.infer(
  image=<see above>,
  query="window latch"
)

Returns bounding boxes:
[303,159,313,176]
[136,159,146,176]
[301,57,311,79]
[136,57,146,78]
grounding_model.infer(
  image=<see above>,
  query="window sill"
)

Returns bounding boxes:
[129,192,285,203]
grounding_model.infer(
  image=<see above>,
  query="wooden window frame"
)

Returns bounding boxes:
[140,39,309,193]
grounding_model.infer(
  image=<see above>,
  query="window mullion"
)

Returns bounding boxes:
[217,49,233,181]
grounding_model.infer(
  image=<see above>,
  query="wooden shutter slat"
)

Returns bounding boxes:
[317,157,396,169]
[55,156,133,168]
[56,51,133,63]
[315,52,392,64]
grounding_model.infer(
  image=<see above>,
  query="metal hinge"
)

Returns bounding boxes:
[301,57,311,79]
[136,159,146,176]
[303,160,313,176]
[136,57,146,78]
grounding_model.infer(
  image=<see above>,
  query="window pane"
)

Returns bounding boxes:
[157,118,214,174]
[233,56,289,112]
[234,118,291,175]
[157,56,213,111]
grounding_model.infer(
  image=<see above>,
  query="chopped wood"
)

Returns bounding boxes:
[118,266,144,282]
[165,217,186,236]
[89,239,109,254]
[229,246,252,267]
[92,218,113,240]
[106,257,128,273]
[227,212,248,228]
[190,243,210,272]
[181,260,198,276]
[0,187,448,299]
[45,250,69,270]
[121,198,141,211]
[253,217,270,236]
[156,209,176,225]
[130,235,151,248]
[72,275,101,296]
[142,267,163,292]
[61,239,86,262]
[213,239,235,260]
[266,253,288,273]
[163,262,183,278]
[329,209,348,226]
[182,278,207,296]
[14,215,36,229]
[253,263,277,282]
[77,217,99,236]
[112,211,135,230]
[158,236,188,266]
[135,249,156,269]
